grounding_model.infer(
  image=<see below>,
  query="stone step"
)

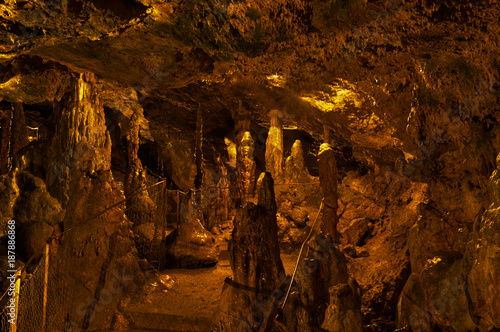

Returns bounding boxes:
[124,310,215,332]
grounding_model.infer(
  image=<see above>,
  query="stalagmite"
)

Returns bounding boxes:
[265,109,283,182]
[284,139,312,183]
[164,190,218,268]
[0,104,11,174]
[216,172,285,331]
[124,113,156,225]
[10,102,30,161]
[46,72,112,204]
[236,131,256,206]
[317,143,340,242]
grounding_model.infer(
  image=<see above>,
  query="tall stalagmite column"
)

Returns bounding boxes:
[236,131,255,206]
[317,143,340,242]
[124,114,146,195]
[265,109,283,182]
[0,105,11,174]
[47,72,112,204]
[10,102,30,160]
[124,113,156,225]
[217,172,285,331]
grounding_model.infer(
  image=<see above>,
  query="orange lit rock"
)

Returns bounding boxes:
[236,131,256,206]
[164,191,218,269]
[124,113,155,226]
[318,143,340,242]
[216,172,285,331]
[284,139,313,183]
[265,109,284,182]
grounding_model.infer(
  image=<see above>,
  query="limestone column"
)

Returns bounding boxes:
[124,113,146,196]
[284,139,311,183]
[317,143,340,242]
[218,172,285,331]
[46,72,112,204]
[236,131,255,206]
[10,102,30,159]
[0,105,11,174]
[265,109,283,182]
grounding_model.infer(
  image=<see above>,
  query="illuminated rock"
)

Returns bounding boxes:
[0,104,10,174]
[164,191,218,268]
[464,152,500,330]
[236,131,256,206]
[10,102,30,161]
[283,233,362,332]
[284,140,312,183]
[318,143,340,242]
[216,172,285,331]
[265,110,284,182]
[46,72,112,204]
[124,113,155,226]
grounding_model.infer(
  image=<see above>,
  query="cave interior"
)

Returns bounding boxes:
[0,0,499,331]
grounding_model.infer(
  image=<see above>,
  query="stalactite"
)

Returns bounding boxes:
[265,109,284,182]
[317,143,340,242]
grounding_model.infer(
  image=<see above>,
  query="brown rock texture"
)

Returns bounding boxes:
[1,0,500,329]
[283,233,362,332]
[284,139,313,183]
[164,191,219,268]
[46,72,112,204]
[216,172,285,331]
[236,131,256,206]
[265,109,284,182]
[318,143,340,242]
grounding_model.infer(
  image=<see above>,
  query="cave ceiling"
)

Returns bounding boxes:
[1,0,499,171]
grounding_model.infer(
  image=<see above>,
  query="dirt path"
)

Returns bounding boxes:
[126,236,299,330]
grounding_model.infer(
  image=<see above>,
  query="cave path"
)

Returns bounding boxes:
[124,232,298,332]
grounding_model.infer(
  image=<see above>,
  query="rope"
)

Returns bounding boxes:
[280,199,324,311]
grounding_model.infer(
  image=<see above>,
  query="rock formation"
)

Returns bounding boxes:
[396,153,500,331]
[1,0,500,330]
[0,104,10,174]
[463,152,500,330]
[265,109,284,182]
[164,191,218,269]
[216,172,285,331]
[236,131,256,206]
[282,233,363,332]
[284,139,313,183]
[10,102,30,160]
[124,113,156,226]
[317,143,340,242]
[46,72,112,205]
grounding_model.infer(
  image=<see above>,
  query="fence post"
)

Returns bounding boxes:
[9,270,21,332]
[176,190,180,226]
[42,243,49,332]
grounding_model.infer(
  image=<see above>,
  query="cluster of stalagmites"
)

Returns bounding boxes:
[0,73,142,331]
[215,132,363,331]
